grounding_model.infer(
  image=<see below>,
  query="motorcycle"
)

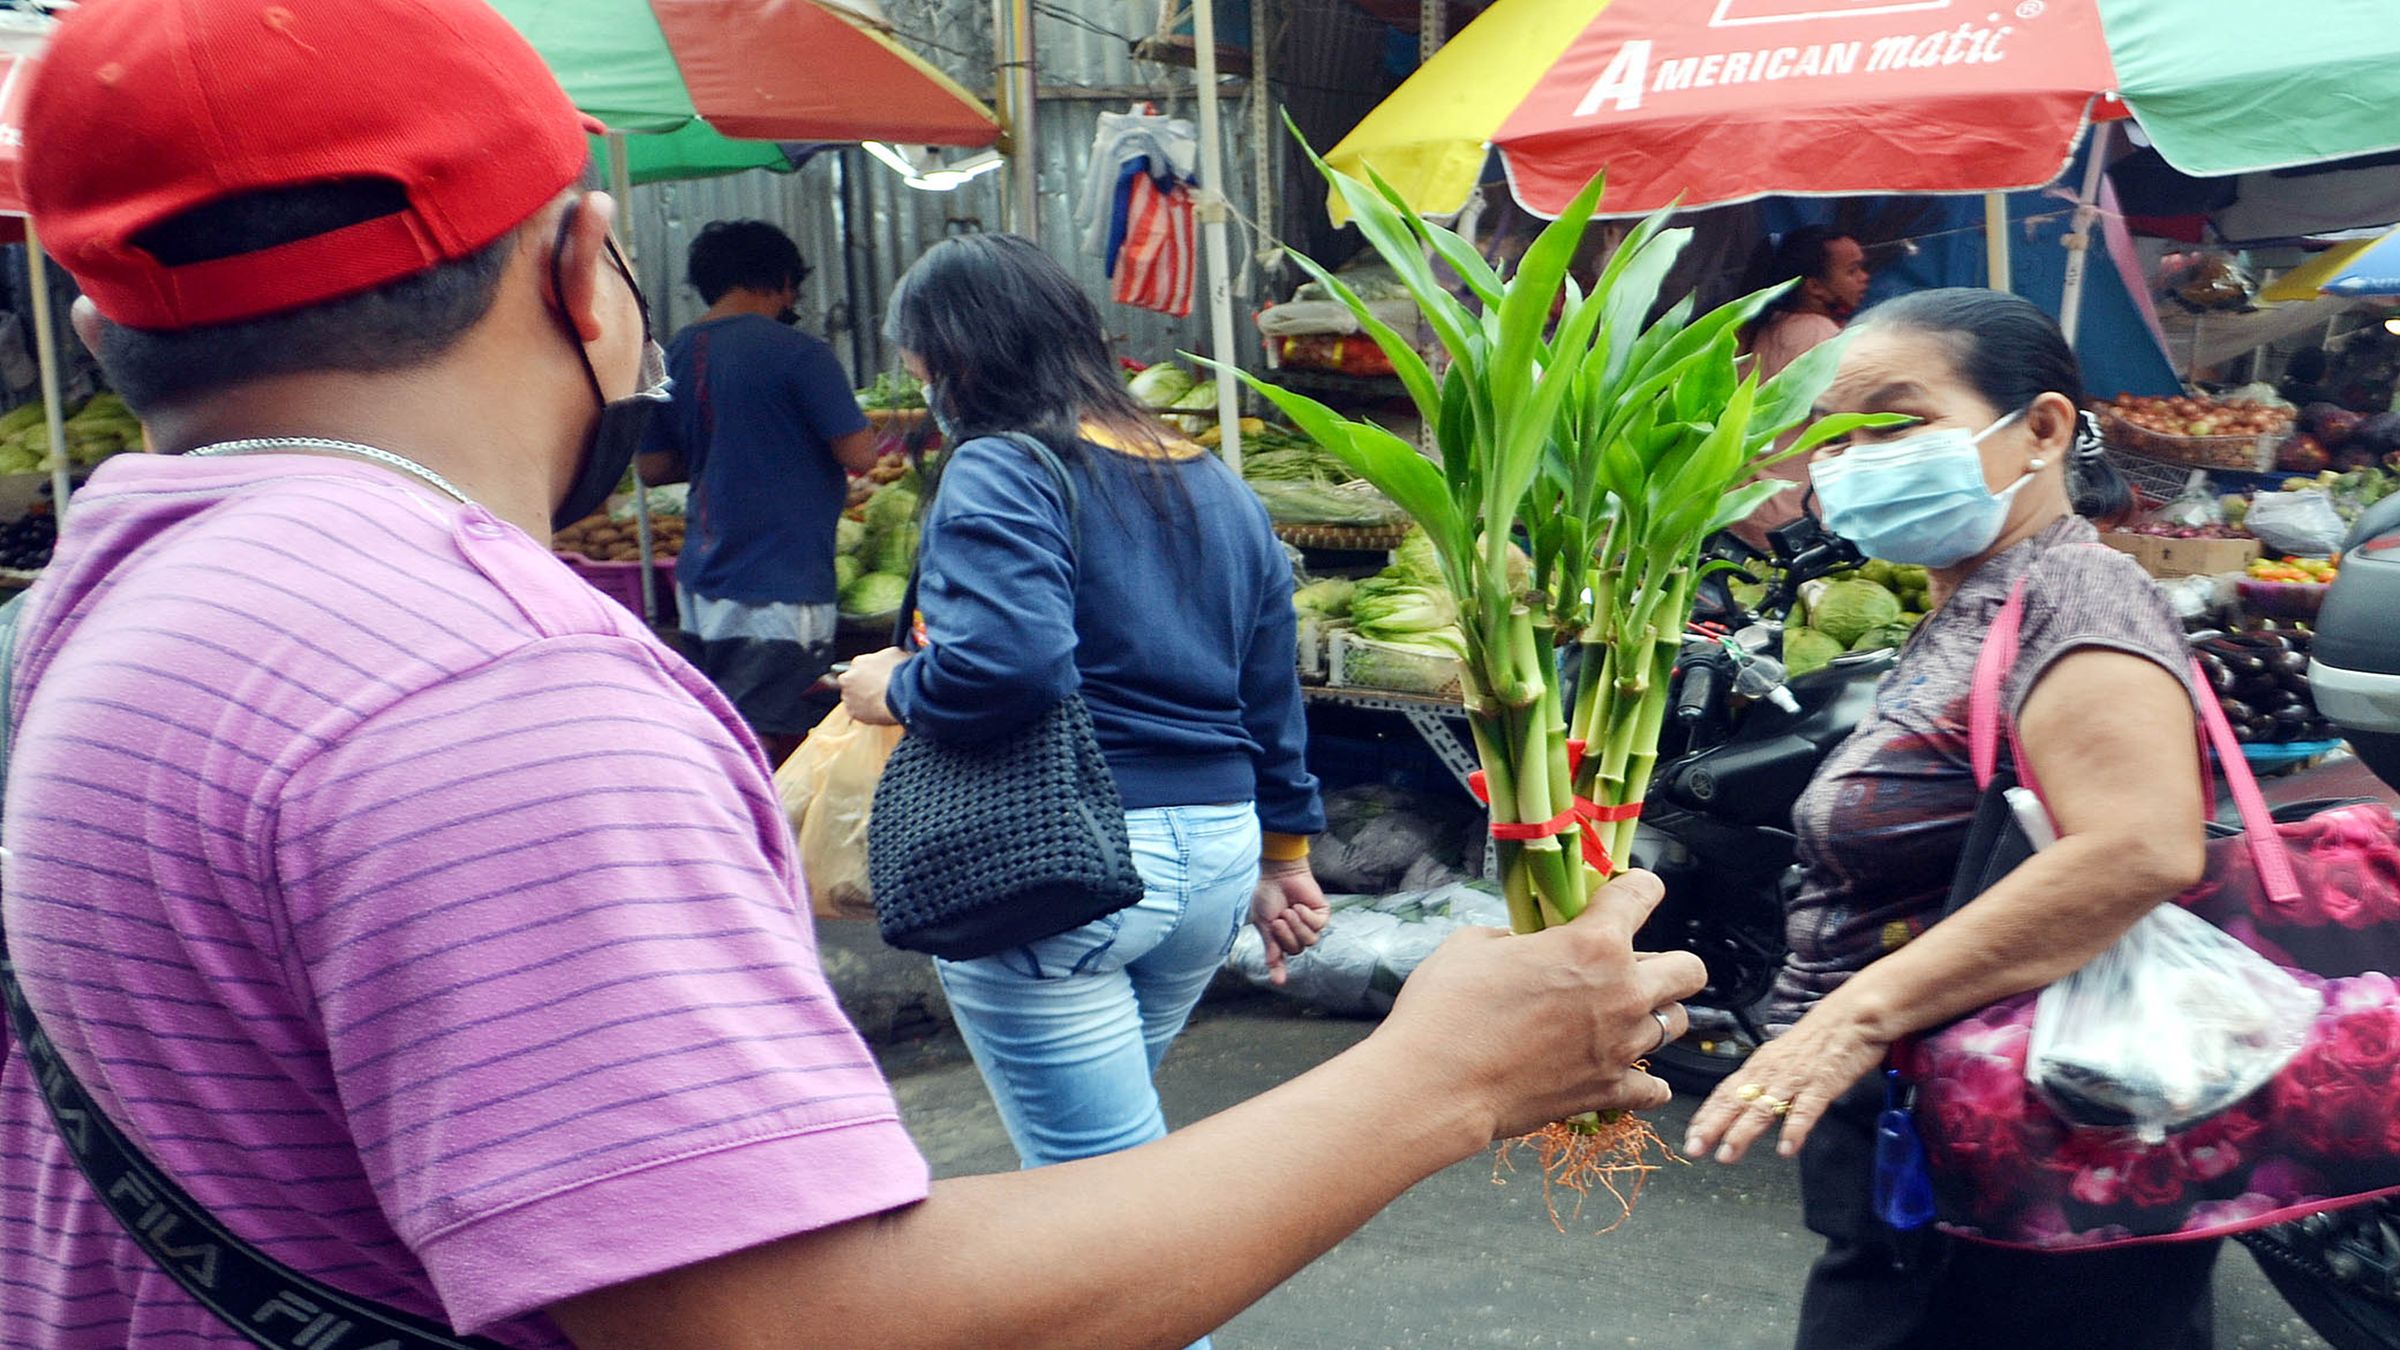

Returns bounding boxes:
[2241,491,2400,1350]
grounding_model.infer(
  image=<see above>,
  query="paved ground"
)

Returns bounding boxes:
[875,988,2334,1350]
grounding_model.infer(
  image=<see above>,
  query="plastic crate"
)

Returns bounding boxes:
[1328,629,1464,700]
[558,552,676,622]
[1297,617,1329,682]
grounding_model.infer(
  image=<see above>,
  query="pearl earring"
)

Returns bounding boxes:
[2028,457,2048,471]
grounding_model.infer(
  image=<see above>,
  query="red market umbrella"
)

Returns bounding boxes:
[1330,0,2400,220]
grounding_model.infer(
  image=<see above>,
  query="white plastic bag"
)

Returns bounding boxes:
[2029,902,2321,1143]
[2009,788,2321,1142]
[1228,882,1508,1015]
[2246,488,2348,558]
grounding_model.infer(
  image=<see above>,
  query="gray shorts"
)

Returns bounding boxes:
[678,587,839,735]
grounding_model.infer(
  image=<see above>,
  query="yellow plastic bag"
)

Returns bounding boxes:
[775,706,902,920]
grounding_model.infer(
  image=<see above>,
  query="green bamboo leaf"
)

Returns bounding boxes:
[1289,114,1481,370]
[1357,161,1504,309]
[1490,241,1612,534]
[1488,173,1606,435]
[1437,363,1479,498]
[1703,479,1793,535]
[1753,411,1912,469]
[1274,250,1444,424]
[1748,324,1861,442]
[1627,283,1781,392]
[1221,365,1466,554]
[1594,221,1692,391]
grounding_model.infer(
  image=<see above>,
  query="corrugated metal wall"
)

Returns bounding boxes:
[619,0,1288,386]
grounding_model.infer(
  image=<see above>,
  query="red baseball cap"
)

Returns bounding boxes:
[24,0,605,330]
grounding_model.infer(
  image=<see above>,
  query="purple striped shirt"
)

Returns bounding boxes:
[0,454,927,1346]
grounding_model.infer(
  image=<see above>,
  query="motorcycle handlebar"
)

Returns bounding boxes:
[1675,660,1720,724]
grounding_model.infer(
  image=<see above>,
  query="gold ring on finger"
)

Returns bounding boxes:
[1754,1094,1794,1117]
[1735,1082,1766,1103]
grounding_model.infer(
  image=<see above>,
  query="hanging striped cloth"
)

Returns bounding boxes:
[1110,169,1196,318]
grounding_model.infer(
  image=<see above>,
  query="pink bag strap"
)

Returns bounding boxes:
[1966,578,2302,907]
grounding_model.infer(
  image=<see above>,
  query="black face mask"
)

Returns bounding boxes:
[776,306,802,327]
[549,206,673,531]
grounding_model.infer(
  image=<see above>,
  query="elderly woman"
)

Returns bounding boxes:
[1686,289,2219,1349]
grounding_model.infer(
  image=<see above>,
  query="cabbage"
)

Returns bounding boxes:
[1127,363,1197,409]
[1809,577,1904,647]
[833,555,863,591]
[1848,617,1920,653]
[834,517,868,556]
[1783,627,1846,678]
[1388,528,1442,583]
[1171,383,1219,412]
[840,571,909,618]
[872,521,920,574]
[1350,576,1463,654]
[1292,578,1357,619]
[861,483,919,538]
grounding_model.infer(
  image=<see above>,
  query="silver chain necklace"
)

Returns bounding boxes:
[183,437,473,506]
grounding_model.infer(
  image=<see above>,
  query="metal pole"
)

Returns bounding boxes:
[25,225,70,525]
[2058,122,2115,349]
[607,133,661,629]
[1984,192,2011,294]
[1003,0,1038,242]
[1192,0,1243,472]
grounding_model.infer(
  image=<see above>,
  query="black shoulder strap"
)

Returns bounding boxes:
[894,431,1082,650]
[0,596,506,1348]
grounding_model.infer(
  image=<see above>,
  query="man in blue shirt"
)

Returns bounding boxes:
[641,221,877,764]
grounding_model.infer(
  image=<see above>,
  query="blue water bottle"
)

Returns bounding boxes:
[1873,1069,1937,1232]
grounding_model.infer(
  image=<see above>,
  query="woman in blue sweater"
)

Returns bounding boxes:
[839,236,1330,1197]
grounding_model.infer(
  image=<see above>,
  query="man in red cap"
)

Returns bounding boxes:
[0,1,1703,1347]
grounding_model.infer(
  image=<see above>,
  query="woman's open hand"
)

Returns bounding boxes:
[1683,1000,1889,1164]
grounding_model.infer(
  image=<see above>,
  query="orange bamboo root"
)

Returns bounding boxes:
[1490,1105,1684,1235]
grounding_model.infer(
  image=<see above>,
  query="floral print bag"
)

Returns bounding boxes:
[1903,580,2400,1250]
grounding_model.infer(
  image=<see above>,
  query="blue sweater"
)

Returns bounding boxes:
[884,434,1325,839]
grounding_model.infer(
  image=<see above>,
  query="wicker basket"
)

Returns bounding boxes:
[1271,522,1411,553]
[2096,406,2281,473]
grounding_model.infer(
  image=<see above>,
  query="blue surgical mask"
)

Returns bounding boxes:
[1809,408,2031,567]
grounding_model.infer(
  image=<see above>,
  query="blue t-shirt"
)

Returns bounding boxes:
[882,435,1324,836]
[645,315,868,605]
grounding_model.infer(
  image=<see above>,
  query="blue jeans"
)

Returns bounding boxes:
[935,804,1259,1172]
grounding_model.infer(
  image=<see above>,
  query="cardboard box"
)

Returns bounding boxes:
[2100,532,2260,578]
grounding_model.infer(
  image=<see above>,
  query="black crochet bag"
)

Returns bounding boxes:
[867,434,1146,961]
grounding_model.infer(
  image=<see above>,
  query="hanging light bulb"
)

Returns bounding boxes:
[863,141,1009,193]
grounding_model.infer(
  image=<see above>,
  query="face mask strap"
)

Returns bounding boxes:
[548,198,662,410]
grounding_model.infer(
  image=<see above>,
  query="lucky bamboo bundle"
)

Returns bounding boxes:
[1224,132,1891,1221]
[1236,130,1885,935]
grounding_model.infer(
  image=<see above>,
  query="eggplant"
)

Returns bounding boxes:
[2203,659,2240,697]
[2232,721,2262,744]
[2224,651,2271,677]
[2271,650,2311,679]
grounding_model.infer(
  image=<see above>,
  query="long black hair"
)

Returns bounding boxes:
[1738,225,1847,341]
[1861,287,2135,524]
[885,234,1173,472]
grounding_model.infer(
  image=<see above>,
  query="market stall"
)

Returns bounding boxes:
[489,0,1001,626]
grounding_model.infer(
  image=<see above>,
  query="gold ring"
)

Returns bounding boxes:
[1755,1095,1794,1117]
[1735,1083,1767,1103]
